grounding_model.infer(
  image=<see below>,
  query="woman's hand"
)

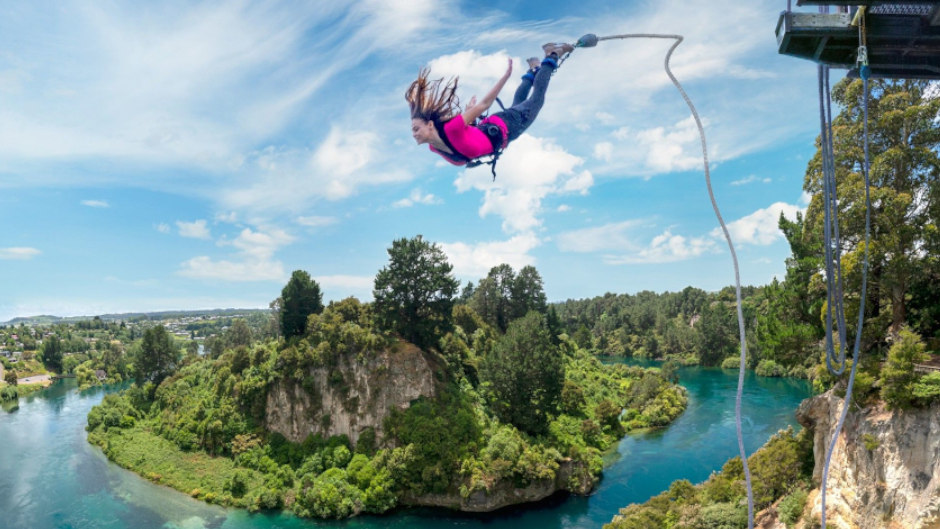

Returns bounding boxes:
[462,56,514,126]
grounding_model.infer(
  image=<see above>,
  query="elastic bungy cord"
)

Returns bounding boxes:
[588,33,755,528]
[818,9,873,527]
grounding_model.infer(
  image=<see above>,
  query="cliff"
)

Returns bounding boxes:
[778,390,940,529]
[401,458,596,512]
[264,340,442,446]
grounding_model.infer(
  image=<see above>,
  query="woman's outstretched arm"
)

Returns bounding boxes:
[462,58,513,126]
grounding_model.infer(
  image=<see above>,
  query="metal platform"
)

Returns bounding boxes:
[776,2,940,79]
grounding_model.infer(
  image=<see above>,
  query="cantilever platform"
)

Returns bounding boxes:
[776,2,940,79]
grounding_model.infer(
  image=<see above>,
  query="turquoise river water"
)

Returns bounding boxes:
[0,365,810,529]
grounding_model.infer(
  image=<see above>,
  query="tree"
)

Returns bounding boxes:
[373,235,459,349]
[279,270,324,340]
[881,326,928,409]
[39,335,63,372]
[134,325,179,388]
[4,369,17,386]
[479,311,565,435]
[803,79,940,338]
[512,265,548,318]
[227,319,252,348]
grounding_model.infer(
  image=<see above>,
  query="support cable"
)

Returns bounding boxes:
[817,12,873,527]
[578,32,755,528]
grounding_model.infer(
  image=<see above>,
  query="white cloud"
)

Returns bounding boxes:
[711,202,803,246]
[608,229,717,264]
[176,219,211,239]
[393,188,440,208]
[296,216,338,228]
[178,226,294,282]
[730,175,771,186]
[316,275,374,300]
[441,232,541,278]
[155,223,171,234]
[0,247,41,260]
[557,204,571,212]
[635,115,706,173]
[557,220,645,253]
[454,134,592,233]
[81,199,109,208]
[594,142,613,162]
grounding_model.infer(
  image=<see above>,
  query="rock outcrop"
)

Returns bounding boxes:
[401,458,596,512]
[792,390,940,529]
[264,340,441,446]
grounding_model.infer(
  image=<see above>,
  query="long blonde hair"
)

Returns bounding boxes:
[406,68,461,123]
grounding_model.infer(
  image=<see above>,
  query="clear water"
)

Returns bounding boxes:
[0,366,810,529]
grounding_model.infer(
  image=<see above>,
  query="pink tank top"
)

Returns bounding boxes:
[429,114,508,166]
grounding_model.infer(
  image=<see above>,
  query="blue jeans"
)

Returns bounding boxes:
[494,58,556,143]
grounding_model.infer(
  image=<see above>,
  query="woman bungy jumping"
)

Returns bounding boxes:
[406,42,574,178]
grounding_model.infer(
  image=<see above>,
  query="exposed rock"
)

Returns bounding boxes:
[401,458,596,512]
[794,390,940,529]
[264,340,441,447]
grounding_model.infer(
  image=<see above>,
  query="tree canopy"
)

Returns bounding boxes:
[372,235,459,349]
[279,270,324,340]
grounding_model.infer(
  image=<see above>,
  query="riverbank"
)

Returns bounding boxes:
[1,367,809,529]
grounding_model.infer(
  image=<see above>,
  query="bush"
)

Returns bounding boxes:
[912,371,940,405]
[881,327,928,409]
[721,357,741,370]
[778,488,808,528]
[756,359,785,378]
[698,501,748,529]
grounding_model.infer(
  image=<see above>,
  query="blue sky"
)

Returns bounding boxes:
[0,0,825,322]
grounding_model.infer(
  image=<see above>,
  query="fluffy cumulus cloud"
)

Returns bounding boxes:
[712,202,803,246]
[441,232,540,279]
[393,188,440,208]
[176,219,211,239]
[222,126,411,213]
[608,230,717,264]
[295,215,338,228]
[178,226,294,281]
[454,134,592,233]
[0,247,41,260]
[557,221,717,265]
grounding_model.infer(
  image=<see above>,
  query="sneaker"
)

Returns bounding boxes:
[526,57,540,70]
[542,42,574,57]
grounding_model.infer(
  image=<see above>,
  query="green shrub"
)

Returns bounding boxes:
[912,371,940,405]
[698,501,748,529]
[862,433,880,451]
[881,327,928,409]
[755,359,785,378]
[778,488,808,528]
[721,357,741,370]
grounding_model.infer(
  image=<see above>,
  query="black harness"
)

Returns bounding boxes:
[433,117,505,181]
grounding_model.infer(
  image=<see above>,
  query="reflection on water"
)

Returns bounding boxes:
[0,367,810,529]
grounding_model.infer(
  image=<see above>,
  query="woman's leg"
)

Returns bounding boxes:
[511,74,534,107]
[498,57,557,142]
[511,57,542,106]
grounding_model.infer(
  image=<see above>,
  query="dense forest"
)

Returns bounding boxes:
[84,241,686,518]
[7,76,940,528]
[603,77,940,528]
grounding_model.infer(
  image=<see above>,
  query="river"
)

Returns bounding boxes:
[0,366,809,529]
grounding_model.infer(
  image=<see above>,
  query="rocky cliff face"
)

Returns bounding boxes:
[264,340,441,446]
[791,390,940,529]
[401,458,596,512]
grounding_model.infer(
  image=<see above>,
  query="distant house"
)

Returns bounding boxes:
[95,370,107,382]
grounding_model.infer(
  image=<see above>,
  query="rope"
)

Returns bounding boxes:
[590,32,754,528]
[818,12,873,527]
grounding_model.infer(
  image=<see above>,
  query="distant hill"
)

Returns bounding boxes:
[3,308,269,326]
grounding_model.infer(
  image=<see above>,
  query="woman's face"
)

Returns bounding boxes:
[411,118,434,145]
